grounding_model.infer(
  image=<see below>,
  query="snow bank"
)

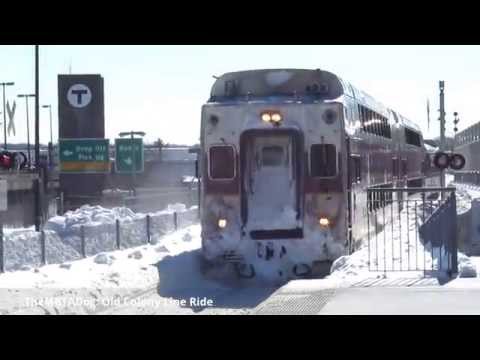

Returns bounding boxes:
[4,229,82,271]
[3,203,199,273]
[458,253,477,278]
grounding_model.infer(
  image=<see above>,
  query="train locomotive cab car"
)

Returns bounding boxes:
[199,69,426,280]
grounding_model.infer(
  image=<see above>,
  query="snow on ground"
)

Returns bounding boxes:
[0,223,269,315]
[0,225,206,314]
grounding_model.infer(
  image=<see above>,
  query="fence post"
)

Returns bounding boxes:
[451,192,458,276]
[0,216,4,273]
[146,215,151,244]
[116,219,120,249]
[80,225,86,258]
[174,212,178,231]
[40,230,46,265]
[59,191,64,215]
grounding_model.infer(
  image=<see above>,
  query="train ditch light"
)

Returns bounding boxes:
[218,218,227,229]
[319,217,330,228]
[433,151,465,170]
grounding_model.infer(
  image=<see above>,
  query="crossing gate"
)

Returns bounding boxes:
[366,187,458,277]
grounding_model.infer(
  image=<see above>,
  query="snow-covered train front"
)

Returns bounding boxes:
[199,68,427,280]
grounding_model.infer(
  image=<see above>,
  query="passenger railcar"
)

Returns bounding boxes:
[199,69,427,279]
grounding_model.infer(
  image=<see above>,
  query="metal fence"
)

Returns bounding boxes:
[366,187,458,277]
[0,208,198,273]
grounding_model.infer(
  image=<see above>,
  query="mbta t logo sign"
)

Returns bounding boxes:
[67,84,92,108]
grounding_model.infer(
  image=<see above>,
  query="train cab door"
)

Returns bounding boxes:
[244,133,300,232]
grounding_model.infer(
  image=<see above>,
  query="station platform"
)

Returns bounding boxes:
[254,277,480,315]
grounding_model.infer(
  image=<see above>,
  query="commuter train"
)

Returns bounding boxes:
[199,68,432,280]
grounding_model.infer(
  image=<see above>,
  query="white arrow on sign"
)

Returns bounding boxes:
[63,150,74,157]
[123,157,132,166]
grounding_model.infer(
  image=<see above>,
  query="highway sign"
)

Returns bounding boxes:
[115,138,144,173]
[59,138,110,173]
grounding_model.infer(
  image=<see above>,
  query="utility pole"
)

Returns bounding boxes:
[439,81,446,200]
[34,45,41,232]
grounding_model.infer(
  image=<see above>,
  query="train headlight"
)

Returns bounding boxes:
[261,113,272,122]
[218,218,227,229]
[271,113,282,123]
[319,217,330,228]
[261,111,282,125]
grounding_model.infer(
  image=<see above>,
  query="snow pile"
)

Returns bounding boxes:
[452,182,480,212]
[94,253,115,265]
[458,253,477,278]
[44,205,142,235]
[4,229,82,271]
[3,203,199,273]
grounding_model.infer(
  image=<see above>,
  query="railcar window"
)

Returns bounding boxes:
[311,144,336,177]
[262,146,285,167]
[405,128,421,147]
[358,105,391,139]
[209,145,235,179]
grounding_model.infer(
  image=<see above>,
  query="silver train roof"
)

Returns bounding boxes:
[209,68,421,132]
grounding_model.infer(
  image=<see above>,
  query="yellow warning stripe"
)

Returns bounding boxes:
[61,161,110,172]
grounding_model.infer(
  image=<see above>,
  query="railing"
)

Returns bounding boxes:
[366,187,457,277]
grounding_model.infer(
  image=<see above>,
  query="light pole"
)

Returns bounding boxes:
[438,81,446,200]
[1,82,15,150]
[119,131,146,196]
[18,94,36,168]
[34,44,41,232]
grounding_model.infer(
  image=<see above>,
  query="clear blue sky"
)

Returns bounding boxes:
[0,45,478,145]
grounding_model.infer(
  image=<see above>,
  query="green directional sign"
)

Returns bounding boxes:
[115,138,144,173]
[59,138,110,173]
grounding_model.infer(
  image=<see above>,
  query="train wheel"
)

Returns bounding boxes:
[449,153,466,170]
[433,152,450,170]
